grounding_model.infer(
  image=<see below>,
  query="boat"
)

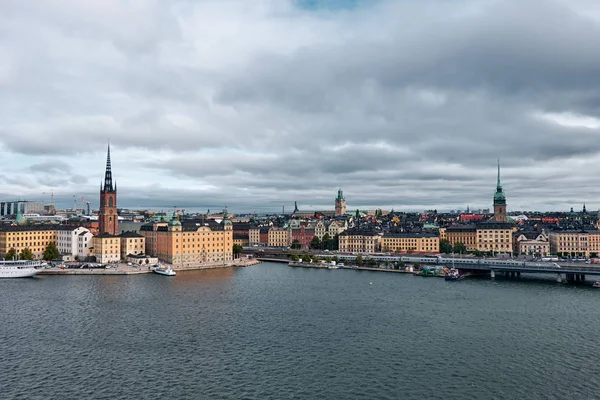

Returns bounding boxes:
[154,264,176,276]
[0,260,43,278]
[593,282,600,288]
[327,265,339,270]
[445,268,464,281]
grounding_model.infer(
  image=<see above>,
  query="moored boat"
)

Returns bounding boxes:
[445,268,464,281]
[154,264,176,276]
[593,281,600,288]
[0,260,43,278]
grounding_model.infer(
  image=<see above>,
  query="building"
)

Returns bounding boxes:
[335,188,347,217]
[475,222,513,254]
[268,227,289,247]
[327,220,348,237]
[445,224,477,251]
[289,225,315,249]
[233,234,249,247]
[493,160,507,223]
[57,226,93,260]
[91,233,121,264]
[249,227,260,246]
[549,230,600,258]
[381,233,439,253]
[338,229,381,253]
[259,227,269,245]
[0,225,58,259]
[119,231,146,260]
[0,201,45,217]
[140,220,168,256]
[140,211,233,267]
[514,231,550,256]
[98,143,119,235]
[314,220,327,240]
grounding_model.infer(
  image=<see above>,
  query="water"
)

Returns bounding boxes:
[2,263,600,400]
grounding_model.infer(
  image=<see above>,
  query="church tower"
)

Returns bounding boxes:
[493,160,507,222]
[335,188,346,216]
[99,143,119,235]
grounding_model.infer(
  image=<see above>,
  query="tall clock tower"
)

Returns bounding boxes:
[99,143,118,235]
[493,160,507,223]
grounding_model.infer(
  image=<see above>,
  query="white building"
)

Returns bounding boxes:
[57,226,93,260]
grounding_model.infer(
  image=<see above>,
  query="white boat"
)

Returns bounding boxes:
[0,260,43,278]
[154,264,176,276]
[327,265,340,270]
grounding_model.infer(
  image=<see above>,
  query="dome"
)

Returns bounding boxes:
[168,219,182,227]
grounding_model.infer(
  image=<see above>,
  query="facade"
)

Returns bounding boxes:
[119,231,145,260]
[339,229,381,253]
[141,214,233,267]
[549,230,600,258]
[493,161,507,223]
[381,233,440,253]
[289,226,315,249]
[268,227,289,247]
[515,232,550,256]
[140,221,168,256]
[91,233,121,264]
[98,144,119,235]
[335,188,347,217]
[445,225,477,251]
[328,220,347,237]
[475,222,513,254]
[0,225,58,260]
[0,201,45,217]
[314,220,327,240]
[249,228,260,246]
[233,234,249,247]
[57,226,93,260]
[259,227,269,245]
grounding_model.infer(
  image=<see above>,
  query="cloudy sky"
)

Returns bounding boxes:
[2,0,600,213]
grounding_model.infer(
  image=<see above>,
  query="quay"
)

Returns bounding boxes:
[38,258,261,276]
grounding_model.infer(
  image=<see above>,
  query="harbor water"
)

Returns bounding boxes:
[2,262,600,399]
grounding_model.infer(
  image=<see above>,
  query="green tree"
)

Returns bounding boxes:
[43,242,60,261]
[232,244,243,258]
[332,256,339,263]
[5,247,17,260]
[310,236,321,250]
[322,233,331,250]
[367,258,377,266]
[20,248,34,261]
[472,249,484,257]
[413,262,421,270]
[290,254,299,262]
[291,239,301,250]
[301,253,312,263]
[325,256,332,263]
[356,255,363,266]
[333,234,339,251]
[439,239,453,254]
[453,242,467,254]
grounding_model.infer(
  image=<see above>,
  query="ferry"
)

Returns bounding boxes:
[154,264,176,277]
[445,268,464,281]
[0,260,43,278]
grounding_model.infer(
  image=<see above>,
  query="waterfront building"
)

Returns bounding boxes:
[335,188,347,217]
[233,234,250,247]
[289,225,315,249]
[475,222,513,254]
[549,230,600,258]
[98,143,119,235]
[0,201,45,217]
[91,233,121,263]
[445,224,477,251]
[268,227,289,247]
[141,211,233,267]
[381,233,439,253]
[249,227,260,246]
[514,231,550,256]
[57,226,93,260]
[119,231,145,260]
[493,160,507,223]
[259,227,269,245]
[327,220,348,237]
[0,225,58,259]
[338,229,381,253]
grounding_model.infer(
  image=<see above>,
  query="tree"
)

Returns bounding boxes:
[472,249,484,257]
[43,242,60,261]
[333,234,339,251]
[356,255,363,266]
[453,242,467,254]
[367,258,377,266]
[20,248,34,261]
[332,256,339,263]
[232,244,243,258]
[145,258,149,265]
[5,247,17,260]
[325,256,332,263]
[322,233,331,250]
[310,236,321,250]
[301,253,312,263]
[439,239,453,254]
[291,239,301,250]
[290,254,299,262]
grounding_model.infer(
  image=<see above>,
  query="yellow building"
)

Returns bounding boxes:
[249,228,260,246]
[381,233,439,253]
[445,222,513,254]
[141,217,233,267]
[119,231,146,260]
[445,225,477,251]
[339,229,380,253]
[549,229,600,258]
[268,227,289,247]
[233,234,249,247]
[0,225,57,260]
[92,233,121,263]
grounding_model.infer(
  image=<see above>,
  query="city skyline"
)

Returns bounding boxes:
[2,0,600,212]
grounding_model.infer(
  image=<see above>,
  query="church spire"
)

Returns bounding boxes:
[497,159,502,190]
[103,142,114,192]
